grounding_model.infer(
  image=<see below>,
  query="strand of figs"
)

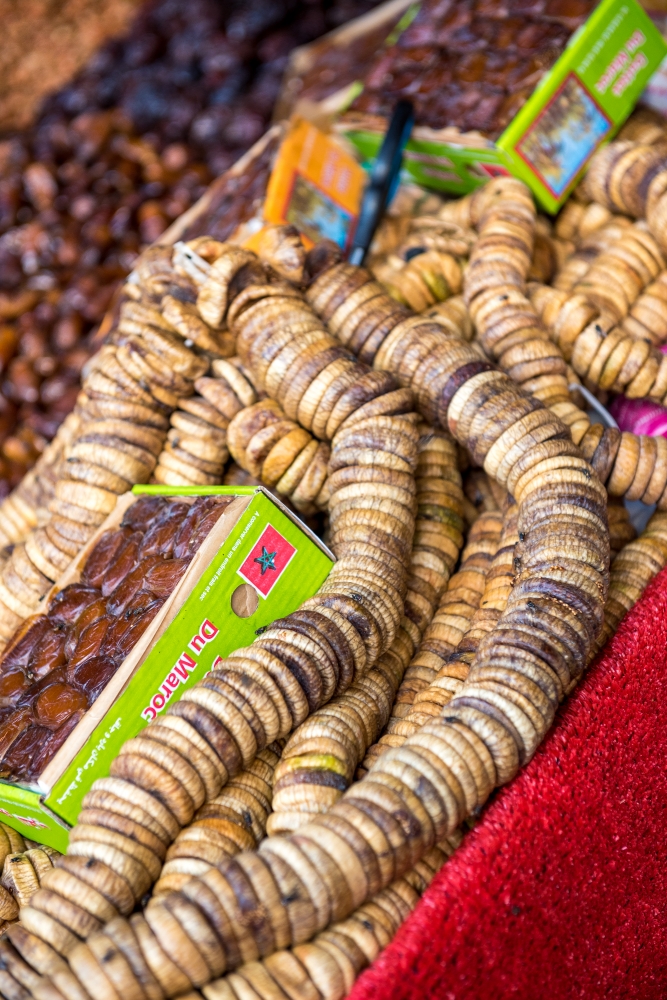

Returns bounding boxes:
[18,233,615,997]
[0,237,240,647]
[226,400,330,515]
[7,259,422,981]
[267,425,463,836]
[0,845,62,928]
[0,823,30,928]
[0,844,458,1000]
[436,178,667,509]
[530,275,667,399]
[365,495,632,773]
[544,217,636,292]
[152,743,283,898]
[528,280,667,505]
[364,507,509,771]
[374,507,504,737]
[0,412,82,553]
[151,360,257,488]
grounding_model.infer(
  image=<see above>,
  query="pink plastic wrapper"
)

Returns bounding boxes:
[608,342,667,437]
[609,396,667,437]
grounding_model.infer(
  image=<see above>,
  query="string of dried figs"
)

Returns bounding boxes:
[373,496,633,767]
[378,508,504,736]
[596,509,667,653]
[365,507,509,770]
[0,493,234,785]
[149,742,283,898]
[11,225,614,998]
[226,400,330,515]
[529,276,667,403]
[437,178,667,511]
[268,425,462,835]
[1,844,458,1000]
[152,360,257,488]
[6,247,421,980]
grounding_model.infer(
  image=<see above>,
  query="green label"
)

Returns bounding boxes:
[346,0,666,212]
[499,0,667,211]
[0,782,69,853]
[46,492,333,828]
[347,129,509,196]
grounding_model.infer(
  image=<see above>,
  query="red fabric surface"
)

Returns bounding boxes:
[349,565,667,1000]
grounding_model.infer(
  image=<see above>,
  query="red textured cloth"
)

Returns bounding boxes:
[349,565,667,1000]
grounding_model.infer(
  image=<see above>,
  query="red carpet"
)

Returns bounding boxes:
[350,566,667,1000]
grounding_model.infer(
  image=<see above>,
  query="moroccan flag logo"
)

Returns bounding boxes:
[237,523,297,598]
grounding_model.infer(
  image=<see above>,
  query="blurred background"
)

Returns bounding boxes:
[0,0,380,499]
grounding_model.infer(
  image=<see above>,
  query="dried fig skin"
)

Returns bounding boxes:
[69,654,119,702]
[121,495,169,531]
[100,531,143,597]
[106,555,164,616]
[143,558,190,597]
[67,616,113,671]
[81,527,132,588]
[48,583,102,624]
[34,682,88,729]
[0,666,30,709]
[1,615,53,670]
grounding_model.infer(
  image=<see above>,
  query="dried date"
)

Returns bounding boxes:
[143,558,190,598]
[139,501,190,558]
[116,599,165,657]
[28,709,87,778]
[0,707,32,760]
[2,724,52,780]
[81,527,132,588]
[68,654,118,702]
[106,555,164,616]
[34,682,88,729]
[100,532,143,597]
[48,583,101,624]
[121,496,169,531]
[27,620,70,678]
[0,667,29,709]
[67,616,113,670]
[1,615,54,670]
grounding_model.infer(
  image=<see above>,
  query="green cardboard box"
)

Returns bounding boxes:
[0,486,333,851]
[334,0,667,212]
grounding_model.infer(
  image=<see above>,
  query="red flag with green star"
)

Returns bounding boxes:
[237,524,297,597]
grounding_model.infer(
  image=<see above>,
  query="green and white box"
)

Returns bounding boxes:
[0,486,333,851]
[336,0,667,212]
